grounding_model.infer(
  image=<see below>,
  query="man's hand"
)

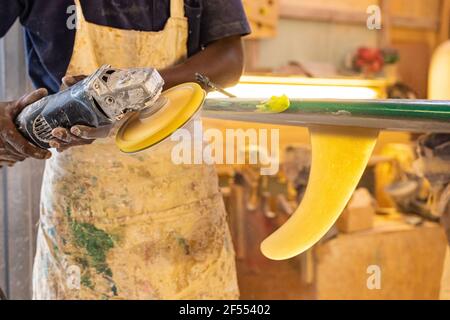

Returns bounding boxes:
[49,75,118,153]
[0,89,52,168]
[50,75,138,152]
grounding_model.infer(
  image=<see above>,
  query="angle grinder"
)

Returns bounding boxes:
[15,65,205,153]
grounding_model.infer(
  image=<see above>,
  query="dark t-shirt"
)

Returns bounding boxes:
[0,0,251,93]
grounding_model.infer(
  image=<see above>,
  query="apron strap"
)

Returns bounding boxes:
[73,0,87,25]
[170,0,185,19]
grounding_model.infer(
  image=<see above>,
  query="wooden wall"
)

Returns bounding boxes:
[255,19,377,70]
[244,0,446,98]
[385,0,443,98]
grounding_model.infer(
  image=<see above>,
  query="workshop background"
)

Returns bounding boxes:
[1,0,450,299]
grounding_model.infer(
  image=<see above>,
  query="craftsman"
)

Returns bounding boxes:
[0,0,250,299]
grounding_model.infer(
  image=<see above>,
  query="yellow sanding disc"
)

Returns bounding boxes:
[116,82,205,153]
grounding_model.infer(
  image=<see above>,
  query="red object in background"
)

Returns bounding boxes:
[354,47,384,74]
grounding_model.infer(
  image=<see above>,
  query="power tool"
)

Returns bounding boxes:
[15,65,206,152]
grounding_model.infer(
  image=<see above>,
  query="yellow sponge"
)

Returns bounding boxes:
[116,82,205,153]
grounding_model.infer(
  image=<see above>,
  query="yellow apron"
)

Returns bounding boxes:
[32,0,238,300]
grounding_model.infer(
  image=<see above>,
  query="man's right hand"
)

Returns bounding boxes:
[0,89,52,168]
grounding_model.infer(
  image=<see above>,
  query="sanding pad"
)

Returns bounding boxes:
[116,82,205,153]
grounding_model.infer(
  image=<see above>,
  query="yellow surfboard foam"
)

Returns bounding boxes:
[261,126,379,260]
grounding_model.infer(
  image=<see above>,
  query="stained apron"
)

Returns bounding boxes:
[32,0,238,300]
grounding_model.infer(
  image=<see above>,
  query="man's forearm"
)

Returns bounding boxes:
[159,36,244,90]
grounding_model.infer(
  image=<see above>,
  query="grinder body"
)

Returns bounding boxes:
[16,84,112,149]
[15,65,164,149]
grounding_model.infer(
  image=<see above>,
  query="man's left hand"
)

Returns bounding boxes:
[49,75,114,152]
